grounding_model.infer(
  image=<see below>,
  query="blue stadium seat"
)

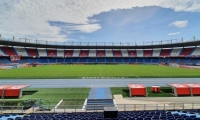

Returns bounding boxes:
[114,58,123,63]
[49,58,56,63]
[123,58,130,63]
[79,58,87,63]
[97,58,105,63]
[2,110,200,120]
[144,58,151,63]
[88,58,96,63]
[40,58,48,63]
[137,58,144,63]
[64,58,72,63]
[129,58,137,63]
[106,58,114,63]
[57,58,64,63]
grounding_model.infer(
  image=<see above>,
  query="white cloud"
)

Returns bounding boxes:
[66,24,101,33]
[79,36,87,39]
[0,0,199,41]
[168,32,180,35]
[169,20,189,28]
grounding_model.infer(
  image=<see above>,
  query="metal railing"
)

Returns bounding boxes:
[0,34,199,47]
[1,103,200,113]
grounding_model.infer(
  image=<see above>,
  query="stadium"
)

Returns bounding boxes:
[1,0,200,120]
[1,34,200,119]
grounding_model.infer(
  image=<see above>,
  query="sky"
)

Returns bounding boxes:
[0,0,200,45]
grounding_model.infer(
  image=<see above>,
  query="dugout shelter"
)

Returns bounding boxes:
[0,85,30,98]
[127,84,148,97]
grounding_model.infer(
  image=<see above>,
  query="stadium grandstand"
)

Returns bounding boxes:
[0,35,200,66]
[1,34,200,120]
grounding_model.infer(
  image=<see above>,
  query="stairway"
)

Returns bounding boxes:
[86,87,114,110]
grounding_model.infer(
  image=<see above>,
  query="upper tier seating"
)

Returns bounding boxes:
[160,49,171,56]
[144,50,152,57]
[179,48,194,56]
[170,48,182,56]
[26,48,39,56]
[47,49,56,57]
[136,49,143,57]
[0,48,5,56]
[65,50,73,57]
[3,47,200,57]
[105,49,113,57]
[14,47,28,56]
[113,50,122,57]
[128,50,136,57]
[72,49,80,57]
[97,50,105,57]
[57,49,64,57]
[121,49,129,57]
[37,48,47,56]
[152,49,161,57]
[79,50,89,57]
[88,49,96,57]
[191,47,200,56]
[0,47,17,56]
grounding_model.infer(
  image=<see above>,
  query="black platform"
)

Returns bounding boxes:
[104,106,118,118]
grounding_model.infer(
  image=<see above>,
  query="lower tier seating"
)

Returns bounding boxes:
[1,110,200,120]
[0,57,200,65]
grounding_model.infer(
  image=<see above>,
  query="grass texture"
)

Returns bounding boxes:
[2,88,90,108]
[0,64,200,79]
[110,87,174,97]
[1,87,173,109]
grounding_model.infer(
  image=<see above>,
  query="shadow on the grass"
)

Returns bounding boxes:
[161,88,172,93]
[22,90,38,95]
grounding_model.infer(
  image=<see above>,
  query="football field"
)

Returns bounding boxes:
[0,64,200,79]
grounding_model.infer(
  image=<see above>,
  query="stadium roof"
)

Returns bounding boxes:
[0,39,200,49]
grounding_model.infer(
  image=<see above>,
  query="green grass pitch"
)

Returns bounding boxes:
[2,88,90,109]
[0,64,200,79]
[2,87,174,109]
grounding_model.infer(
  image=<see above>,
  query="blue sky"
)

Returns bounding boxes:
[0,0,200,45]
[67,7,200,44]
